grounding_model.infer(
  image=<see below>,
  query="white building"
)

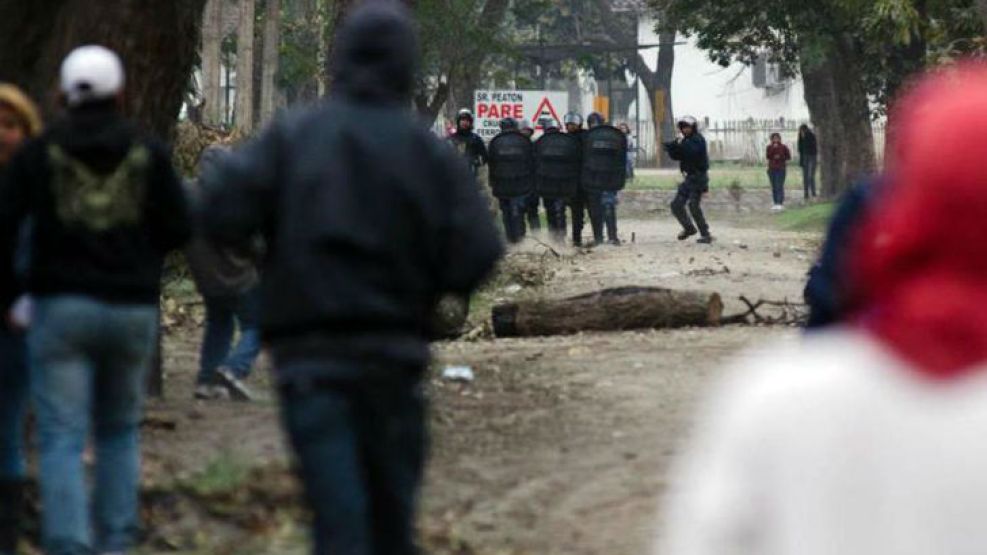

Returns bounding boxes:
[636,18,811,124]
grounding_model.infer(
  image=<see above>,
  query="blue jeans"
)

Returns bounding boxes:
[28,296,157,555]
[197,287,262,384]
[0,328,29,480]
[769,168,787,205]
[279,361,426,555]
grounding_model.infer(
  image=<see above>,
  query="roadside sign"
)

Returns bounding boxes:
[474,90,568,140]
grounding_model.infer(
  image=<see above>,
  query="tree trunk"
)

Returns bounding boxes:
[800,55,845,197]
[831,35,876,185]
[492,287,723,337]
[0,0,67,86]
[201,0,224,126]
[21,0,207,141]
[655,30,677,168]
[235,0,256,133]
[414,80,450,125]
[259,0,281,124]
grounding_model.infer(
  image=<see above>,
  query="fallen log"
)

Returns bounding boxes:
[492,286,723,338]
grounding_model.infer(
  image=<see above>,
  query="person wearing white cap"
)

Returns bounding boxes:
[0,45,191,555]
[60,44,126,108]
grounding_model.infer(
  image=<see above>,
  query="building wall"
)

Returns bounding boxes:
[635,18,811,124]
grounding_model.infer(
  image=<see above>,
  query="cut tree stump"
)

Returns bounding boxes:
[430,294,470,340]
[492,286,723,337]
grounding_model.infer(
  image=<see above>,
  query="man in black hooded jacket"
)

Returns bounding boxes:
[201,3,503,554]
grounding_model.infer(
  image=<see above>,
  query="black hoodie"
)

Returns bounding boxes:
[0,102,190,310]
[201,1,503,373]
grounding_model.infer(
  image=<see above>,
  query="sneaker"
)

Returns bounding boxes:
[214,366,255,402]
[677,229,698,241]
[770,204,781,212]
[608,238,621,246]
[194,383,230,401]
[194,383,215,400]
[697,235,714,244]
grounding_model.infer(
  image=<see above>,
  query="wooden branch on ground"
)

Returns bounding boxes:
[721,295,809,326]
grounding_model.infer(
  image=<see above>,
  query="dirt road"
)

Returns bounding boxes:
[142,214,818,554]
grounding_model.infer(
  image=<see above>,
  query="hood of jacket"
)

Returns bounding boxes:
[47,100,136,174]
[331,1,419,106]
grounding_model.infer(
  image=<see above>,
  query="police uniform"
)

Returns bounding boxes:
[568,127,604,246]
[534,127,580,243]
[665,124,711,241]
[582,121,628,245]
[488,129,535,243]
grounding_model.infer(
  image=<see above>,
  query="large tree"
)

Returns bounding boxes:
[234,0,257,132]
[662,0,985,195]
[0,0,207,141]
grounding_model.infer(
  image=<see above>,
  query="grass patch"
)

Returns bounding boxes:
[776,202,835,232]
[182,452,251,497]
[628,165,806,191]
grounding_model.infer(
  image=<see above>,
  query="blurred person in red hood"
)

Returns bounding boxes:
[659,62,987,555]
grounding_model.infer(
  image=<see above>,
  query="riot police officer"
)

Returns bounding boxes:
[518,118,534,139]
[449,108,487,175]
[564,111,603,246]
[517,118,540,231]
[665,115,713,244]
[583,112,626,245]
[534,119,578,243]
[488,117,535,243]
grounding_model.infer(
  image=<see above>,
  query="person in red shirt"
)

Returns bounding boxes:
[766,132,792,211]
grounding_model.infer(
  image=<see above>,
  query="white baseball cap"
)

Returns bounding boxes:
[60,45,125,107]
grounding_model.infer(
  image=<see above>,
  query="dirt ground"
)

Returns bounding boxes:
[138,211,819,554]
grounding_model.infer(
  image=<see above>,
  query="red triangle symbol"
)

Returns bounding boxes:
[531,96,562,129]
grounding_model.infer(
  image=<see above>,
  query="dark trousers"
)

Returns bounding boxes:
[769,168,787,205]
[601,191,619,244]
[279,363,426,555]
[801,155,817,199]
[543,197,567,243]
[524,194,541,231]
[498,197,527,244]
[570,190,604,245]
[671,174,710,237]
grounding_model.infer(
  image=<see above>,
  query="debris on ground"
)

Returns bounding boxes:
[442,366,476,382]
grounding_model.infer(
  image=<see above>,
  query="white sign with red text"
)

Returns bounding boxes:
[473,90,568,140]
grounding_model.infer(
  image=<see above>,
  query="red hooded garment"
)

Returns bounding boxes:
[848,63,987,380]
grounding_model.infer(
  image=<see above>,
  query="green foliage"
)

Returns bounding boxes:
[659,0,986,115]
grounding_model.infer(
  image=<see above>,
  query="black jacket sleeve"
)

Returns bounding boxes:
[473,134,488,166]
[664,140,684,161]
[145,140,192,253]
[201,120,283,245]
[434,143,503,294]
[0,149,31,312]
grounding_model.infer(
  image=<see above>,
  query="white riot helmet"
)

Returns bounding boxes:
[563,111,583,127]
[518,118,533,131]
[677,115,699,131]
